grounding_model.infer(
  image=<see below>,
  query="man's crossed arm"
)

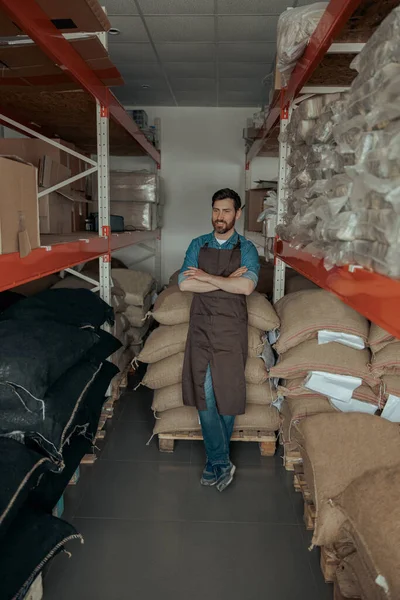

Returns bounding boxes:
[179,266,255,296]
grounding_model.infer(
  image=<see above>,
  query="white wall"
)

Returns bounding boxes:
[116,107,278,284]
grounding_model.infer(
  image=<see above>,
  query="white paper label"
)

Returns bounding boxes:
[381,394,400,422]
[305,371,362,402]
[318,330,365,350]
[330,397,377,415]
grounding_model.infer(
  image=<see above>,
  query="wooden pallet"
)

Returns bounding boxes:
[293,463,316,531]
[283,447,303,472]
[158,430,277,456]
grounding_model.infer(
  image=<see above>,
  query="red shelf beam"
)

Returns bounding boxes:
[0,231,160,292]
[0,0,161,165]
[276,239,400,338]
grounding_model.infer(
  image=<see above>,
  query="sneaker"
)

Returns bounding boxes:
[216,462,236,492]
[200,462,217,486]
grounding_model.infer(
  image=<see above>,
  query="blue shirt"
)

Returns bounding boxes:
[178,231,260,287]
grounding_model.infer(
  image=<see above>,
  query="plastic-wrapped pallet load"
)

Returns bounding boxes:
[276,3,328,86]
[279,6,400,278]
[136,286,281,447]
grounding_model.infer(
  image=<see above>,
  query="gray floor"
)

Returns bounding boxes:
[44,379,333,600]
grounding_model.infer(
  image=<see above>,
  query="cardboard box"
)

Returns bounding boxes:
[93,171,159,203]
[39,193,73,234]
[245,189,268,233]
[110,201,160,231]
[0,0,111,36]
[0,156,39,256]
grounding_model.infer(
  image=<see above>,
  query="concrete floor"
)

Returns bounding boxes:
[44,380,332,600]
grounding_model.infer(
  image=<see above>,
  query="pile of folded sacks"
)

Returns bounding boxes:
[273,288,400,467]
[0,288,121,600]
[110,268,156,371]
[136,283,281,445]
[292,411,400,599]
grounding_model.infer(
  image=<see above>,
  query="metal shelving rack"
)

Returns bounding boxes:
[0,0,162,301]
[245,0,400,339]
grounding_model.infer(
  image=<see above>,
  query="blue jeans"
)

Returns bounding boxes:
[198,365,235,469]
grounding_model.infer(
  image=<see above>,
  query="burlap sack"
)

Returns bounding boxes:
[274,290,369,354]
[142,352,184,389]
[269,340,377,389]
[248,326,264,358]
[113,313,129,342]
[382,374,400,399]
[152,381,276,412]
[281,395,337,445]
[285,274,319,294]
[168,270,180,287]
[126,321,151,344]
[153,404,279,435]
[245,358,268,385]
[296,413,400,547]
[279,378,379,405]
[111,268,154,307]
[152,286,193,325]
[125,294,153,327]
[335,552,365,599]
[138,324,189,363]
[113,294,127,314]
[152,286,279,331]
[246,292,279,332]
[369,322,397,354]
[371,342,400,377]
[334,465,400,600]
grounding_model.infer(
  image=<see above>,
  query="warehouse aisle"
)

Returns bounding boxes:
[44,376,332,600]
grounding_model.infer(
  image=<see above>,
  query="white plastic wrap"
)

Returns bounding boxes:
[110,201,161,231]
[351,6,400,76]
[276,3,328,86]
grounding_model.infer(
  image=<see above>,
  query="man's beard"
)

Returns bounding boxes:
[212,217,235,235]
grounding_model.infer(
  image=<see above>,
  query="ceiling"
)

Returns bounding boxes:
[104,0,310,108]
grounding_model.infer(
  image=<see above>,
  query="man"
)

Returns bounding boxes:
[179,188,260,492]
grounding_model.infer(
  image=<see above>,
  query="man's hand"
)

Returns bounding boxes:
[183,267,211,282]
[229,266,248,278]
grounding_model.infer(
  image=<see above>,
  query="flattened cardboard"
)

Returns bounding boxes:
[0,156,39,256]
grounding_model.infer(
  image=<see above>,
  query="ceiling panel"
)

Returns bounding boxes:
[176,90,217,105]
[108,16,149,42]
[155,43,216,61]
[219,89,263,104]
[218,16,279,42]
[138,0,214,14]
[219,77,265,92]
[115,87,176,105]
[171,78,216,91]
[218,42,275,62]
[109,43,158,63]
[218,62,272,78]
[120,77,170,91]
[146,16,215,42]
[217,0,292,14]
[164,62,216,77]
[103,0,138,15]
[117,63,163,77]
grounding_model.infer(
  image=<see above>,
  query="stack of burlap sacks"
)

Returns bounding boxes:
[270,289,400,467]
[293,412,400,600]
[110,269,155,372]
[137,284,281,442]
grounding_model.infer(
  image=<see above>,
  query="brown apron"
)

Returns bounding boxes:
[182,239,248,416]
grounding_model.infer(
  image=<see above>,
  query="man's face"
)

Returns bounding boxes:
[212,198,240,235]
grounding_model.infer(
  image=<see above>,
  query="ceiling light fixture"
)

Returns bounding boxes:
[141,84,150,89]
[108,27,121,35]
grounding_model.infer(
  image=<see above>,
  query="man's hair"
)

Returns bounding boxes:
[212,188,242,212]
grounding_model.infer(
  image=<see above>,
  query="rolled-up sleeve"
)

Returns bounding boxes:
[178,239,200,285]
[241,240,260,287]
